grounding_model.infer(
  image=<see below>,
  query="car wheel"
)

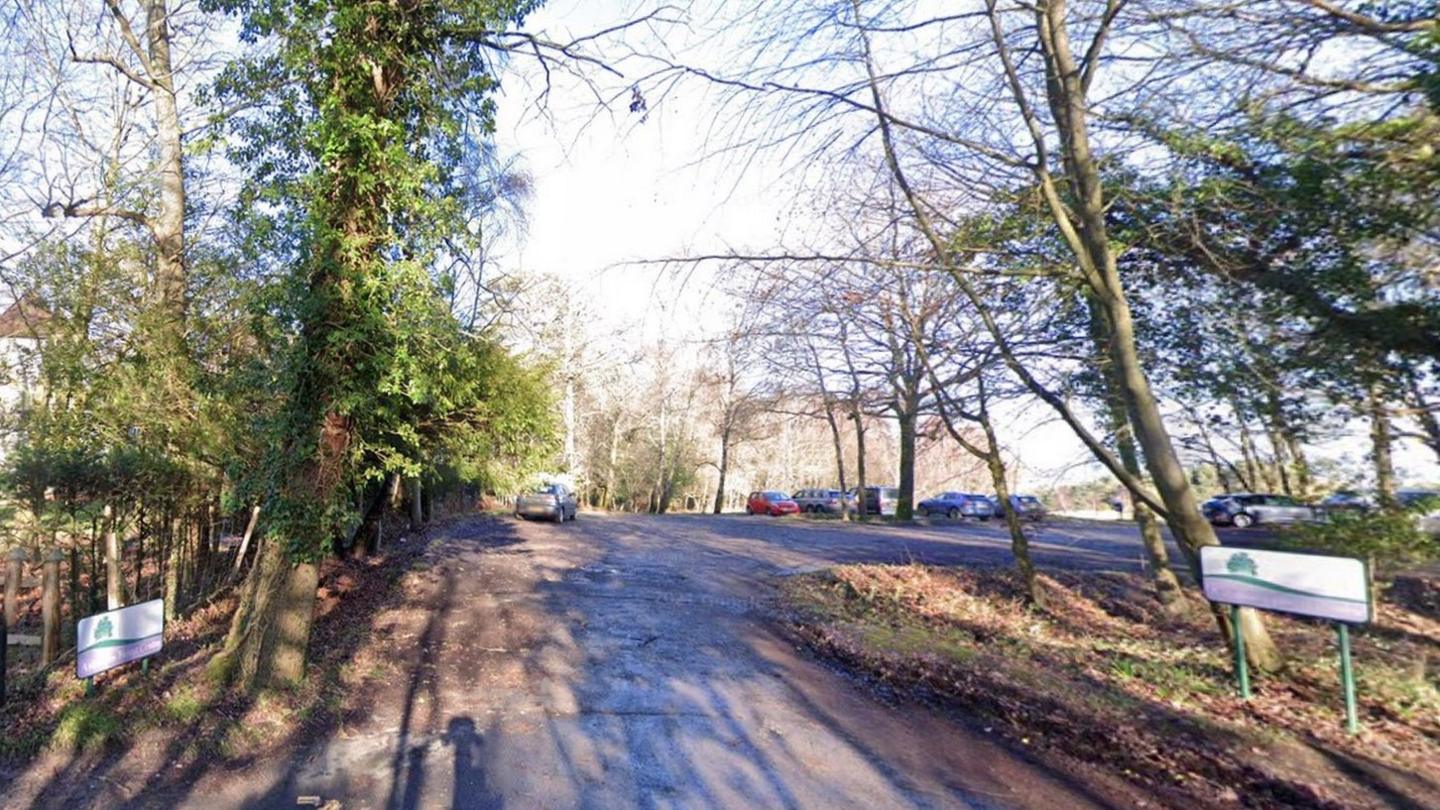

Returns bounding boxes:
[1232,512,1254,529]
[745,506,753,515]
[946,507,959,519]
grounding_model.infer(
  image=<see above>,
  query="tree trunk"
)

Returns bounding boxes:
[1404,364,1440,464]
[713,427,731,514]
[1284,432,1312,500]
[164,511,180,621]
[1033,0,1279,670]
[1370,382,1398,509]
[851,404,868,521]
[977,383,1042,607]
[144,0,188,326]
[68,544,80,644]
[605,417,621,511]
[896,404,917,521]
[823,398,849,517]
[133,512,145,601]
[1236,413,1264,494]
[1089,298,1183,610]
[216,538,317,690]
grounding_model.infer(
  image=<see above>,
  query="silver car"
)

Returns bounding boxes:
[515,482,578,522]
[1203,493,1316,528]
[792,488,850,514]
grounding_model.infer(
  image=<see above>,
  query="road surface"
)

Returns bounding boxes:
[13,512,1256,809]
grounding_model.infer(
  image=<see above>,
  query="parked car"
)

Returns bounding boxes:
[792,488,850,514]
[1320,490,1374,512]
[1398,489,1440,508]
[1202,493,1316,528]
[746,490,800,516]
[1398,490,1440,536]
[852,485,900,516]
[515,482,578,523]
[993,494,1047,522]
[917,492,993,520]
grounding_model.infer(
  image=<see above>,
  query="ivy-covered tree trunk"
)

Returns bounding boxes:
[209,0,539,690]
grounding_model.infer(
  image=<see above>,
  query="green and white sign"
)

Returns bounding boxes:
[1200,547,1370,624]
[76,599,164,679]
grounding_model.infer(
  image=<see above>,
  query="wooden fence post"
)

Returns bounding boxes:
[104,504,125,610]
[1,593,7,705]
[409,477,423,531]
[41,549,62,665]
[4,548,24,629]
[1,548,18,706]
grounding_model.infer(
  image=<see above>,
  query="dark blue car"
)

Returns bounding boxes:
[918,492,994,520]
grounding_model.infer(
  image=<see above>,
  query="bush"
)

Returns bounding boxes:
[1286,507,1440,574]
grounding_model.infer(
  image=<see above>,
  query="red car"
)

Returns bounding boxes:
[745,490,800,516]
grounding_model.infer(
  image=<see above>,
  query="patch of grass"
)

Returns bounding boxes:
[1356,662,1440,724]
[0,726,49,759]
[163,686,206,724]
[1107,655,1225,701]
[49,703,123,753]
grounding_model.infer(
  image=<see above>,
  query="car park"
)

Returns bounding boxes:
[917,492,993,520]
[746,490,801,516]
[515,482,578,523]
[792,488,850,514]
[1202,492,1317,528]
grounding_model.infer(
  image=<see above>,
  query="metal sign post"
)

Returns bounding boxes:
[1229,604,1250,700]
[1337,623,1358,735]
[1200,547,1369,733]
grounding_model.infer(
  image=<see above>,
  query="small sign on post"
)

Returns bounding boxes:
[76,598,164,681]
[1200,547,1368,733]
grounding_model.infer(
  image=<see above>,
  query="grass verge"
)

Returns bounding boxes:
[780,564,1439,809]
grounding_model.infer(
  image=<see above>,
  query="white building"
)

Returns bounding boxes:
[0,299,49,458]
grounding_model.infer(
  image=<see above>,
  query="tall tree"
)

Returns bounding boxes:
[211,0,546,691]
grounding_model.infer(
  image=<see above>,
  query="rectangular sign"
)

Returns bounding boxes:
[76,599,164,679]
[1200,547,1370,624]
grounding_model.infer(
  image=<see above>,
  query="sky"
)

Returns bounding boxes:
[489,0,1440,492]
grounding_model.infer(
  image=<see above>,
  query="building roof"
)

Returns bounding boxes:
[0,298,53,339]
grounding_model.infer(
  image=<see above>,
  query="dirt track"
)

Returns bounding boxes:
[7,512,1189,808]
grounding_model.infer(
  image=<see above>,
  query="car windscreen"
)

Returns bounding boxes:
[764,491,789,500]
